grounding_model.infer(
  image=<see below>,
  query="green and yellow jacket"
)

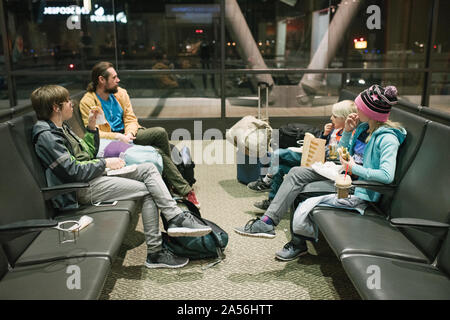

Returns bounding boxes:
[32,120,106,210]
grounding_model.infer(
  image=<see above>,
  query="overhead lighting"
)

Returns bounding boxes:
[279,0,297,7]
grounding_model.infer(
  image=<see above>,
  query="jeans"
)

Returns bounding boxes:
[134,127,192,196]
[77,162,182,253]
[264,166,328,226]
[268,149,302,200]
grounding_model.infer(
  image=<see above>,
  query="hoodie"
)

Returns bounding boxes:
[32,120,106,210]
[338,122,407,202]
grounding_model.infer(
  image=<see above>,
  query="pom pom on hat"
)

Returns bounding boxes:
[384,86,398,99]
[354,84,398,122]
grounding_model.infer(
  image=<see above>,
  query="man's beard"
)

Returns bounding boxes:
[105,85,118,94]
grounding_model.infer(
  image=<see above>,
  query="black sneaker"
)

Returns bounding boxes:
[145,249,189,269]
[247,178,271,192]
[254,199,272,210]
[167,211,212,237]
[275,241,308,261]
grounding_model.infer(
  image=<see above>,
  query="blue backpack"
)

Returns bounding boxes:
[161,199,228,267]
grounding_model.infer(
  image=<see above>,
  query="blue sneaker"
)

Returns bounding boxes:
[234,218,276,239]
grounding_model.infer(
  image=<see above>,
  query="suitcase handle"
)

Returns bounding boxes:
[257,83,270,121]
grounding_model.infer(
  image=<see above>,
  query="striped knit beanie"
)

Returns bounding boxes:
[355,84,398,122]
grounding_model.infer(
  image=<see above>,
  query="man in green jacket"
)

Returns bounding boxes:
[31,84,211,269]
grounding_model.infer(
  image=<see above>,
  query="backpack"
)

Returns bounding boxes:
[161,199,228,268]
[277,123,322,149]
[170,144,196,186]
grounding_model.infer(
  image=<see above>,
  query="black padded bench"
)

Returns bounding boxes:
[0,114,139,299]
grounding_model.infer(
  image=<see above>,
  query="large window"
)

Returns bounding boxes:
[1,0,449,116]
[5,0,115,72]
[430,0,450,111]
[114,0,221,117]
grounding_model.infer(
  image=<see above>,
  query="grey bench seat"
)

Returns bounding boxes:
[341,254,450,300]
[0,250,110,300]
[311,208,429,263]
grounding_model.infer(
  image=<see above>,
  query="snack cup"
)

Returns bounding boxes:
[92,106,107,125]
[335,174,352,199]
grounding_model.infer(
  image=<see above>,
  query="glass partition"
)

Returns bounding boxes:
[119,72,221,119]
[14,74,86,102]
[225,71,425,118]
[430,73,450,113]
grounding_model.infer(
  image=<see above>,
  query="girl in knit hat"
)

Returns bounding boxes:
[338,84,405,202]
[234,84,407,263]
[284,84,407,260]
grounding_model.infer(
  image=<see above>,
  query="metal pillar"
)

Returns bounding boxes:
[422,0,439,107]
[297,0,362,105]
[221,0,226,118]
[224,0,274,87]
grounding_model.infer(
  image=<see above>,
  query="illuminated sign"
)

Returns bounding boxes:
[43,6,90,15]
[354,38,367,49]
[43,5,127,24]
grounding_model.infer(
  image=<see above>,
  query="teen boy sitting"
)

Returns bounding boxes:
[31,85,211,269]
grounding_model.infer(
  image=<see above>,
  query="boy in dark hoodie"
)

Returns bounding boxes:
[31,85,211,269]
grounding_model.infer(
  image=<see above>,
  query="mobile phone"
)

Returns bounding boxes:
[93,201,118,207]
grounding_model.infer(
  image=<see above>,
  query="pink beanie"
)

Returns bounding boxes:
[355,85,398,122]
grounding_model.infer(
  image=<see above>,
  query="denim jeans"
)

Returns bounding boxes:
[77,162,182,253]
[265,166,328,226]
[268,149,302,200]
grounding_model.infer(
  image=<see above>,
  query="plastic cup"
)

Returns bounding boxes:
[335,174,352,199]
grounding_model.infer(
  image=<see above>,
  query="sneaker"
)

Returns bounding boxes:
[275,241,308,261]
[234,218,276,238]
[186,190,201,209]
[247,178,271,192]
[253,199,272,211]
[167,211,212,237]
[145,249,189,269]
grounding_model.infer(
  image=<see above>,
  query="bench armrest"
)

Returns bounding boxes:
[0,219,58,244]
[41,182,90,200]
[390,218,449,229]
[352,180,396,196]
[390,218,449,239]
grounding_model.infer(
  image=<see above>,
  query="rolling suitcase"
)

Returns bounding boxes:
[236,82,271,184]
